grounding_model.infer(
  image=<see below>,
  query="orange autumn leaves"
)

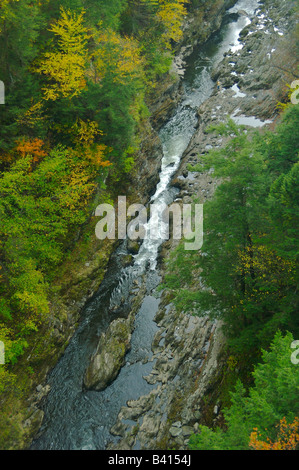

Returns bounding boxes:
[15,133,111,172]
[27,3,188,168]
[16,138,47,164]
[13,112,112,172]
[32,7,144,169]
[250,417,299,450]
[0,137,48,171]
[69,119,112,169]
[2,3,189,171]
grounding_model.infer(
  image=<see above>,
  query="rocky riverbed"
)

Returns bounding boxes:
[106,0,297,451]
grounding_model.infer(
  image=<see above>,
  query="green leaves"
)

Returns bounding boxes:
[267,105,299,175]
[0,0,189,447]
[0,144,100,342]
[269,161,299,259]
[189,331,299,450]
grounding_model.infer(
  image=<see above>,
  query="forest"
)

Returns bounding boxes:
[0,0,298,452]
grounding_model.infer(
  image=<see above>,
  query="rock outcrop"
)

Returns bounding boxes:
[83,315,135,391]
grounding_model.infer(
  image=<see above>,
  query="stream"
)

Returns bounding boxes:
[31,0,260,450]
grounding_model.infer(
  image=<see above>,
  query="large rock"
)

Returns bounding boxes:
[83,315,134,391]
[127,239,140,255]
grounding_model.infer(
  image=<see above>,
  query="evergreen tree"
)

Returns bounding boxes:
[189,331,299,450]
[163,109,298,355]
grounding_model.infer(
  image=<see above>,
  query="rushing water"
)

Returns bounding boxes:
[31,0,260,450]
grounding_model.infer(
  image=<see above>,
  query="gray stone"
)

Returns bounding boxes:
[139,414,161,438]
[98,0,297,451]
[193,423,199,432]
[182,426,194,437]
[172,421,182,428]
[169,426,182,438]
[83,315,134,391]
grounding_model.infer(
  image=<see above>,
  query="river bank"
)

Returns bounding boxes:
[106,0,297,450]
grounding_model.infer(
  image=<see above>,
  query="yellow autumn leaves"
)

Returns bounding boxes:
[31,3,187,167]
[236,244,295,280]
[156,0,187,47]
[35,8,89,101]
[70,119,112,169]
[35,2,187,99]
[138,0,187,46]
[92,28,145,85]
[234,243,296,310]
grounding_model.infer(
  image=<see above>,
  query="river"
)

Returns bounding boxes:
[31,0,260,450]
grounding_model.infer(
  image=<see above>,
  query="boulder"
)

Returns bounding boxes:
[169,426,182,438]
[171,177,187,190]
[121,254,134,267]
[238,9,248,17]
[127,239,140,255]
[182,426,194,437]
[83,315,134,391]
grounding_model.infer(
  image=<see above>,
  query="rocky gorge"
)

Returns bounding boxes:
[24,0,297,451]
[22,0,241,449]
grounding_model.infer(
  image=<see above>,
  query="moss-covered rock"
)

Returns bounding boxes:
[83,315,134,391]
[127,240,140,255]
[121,254,134,267]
